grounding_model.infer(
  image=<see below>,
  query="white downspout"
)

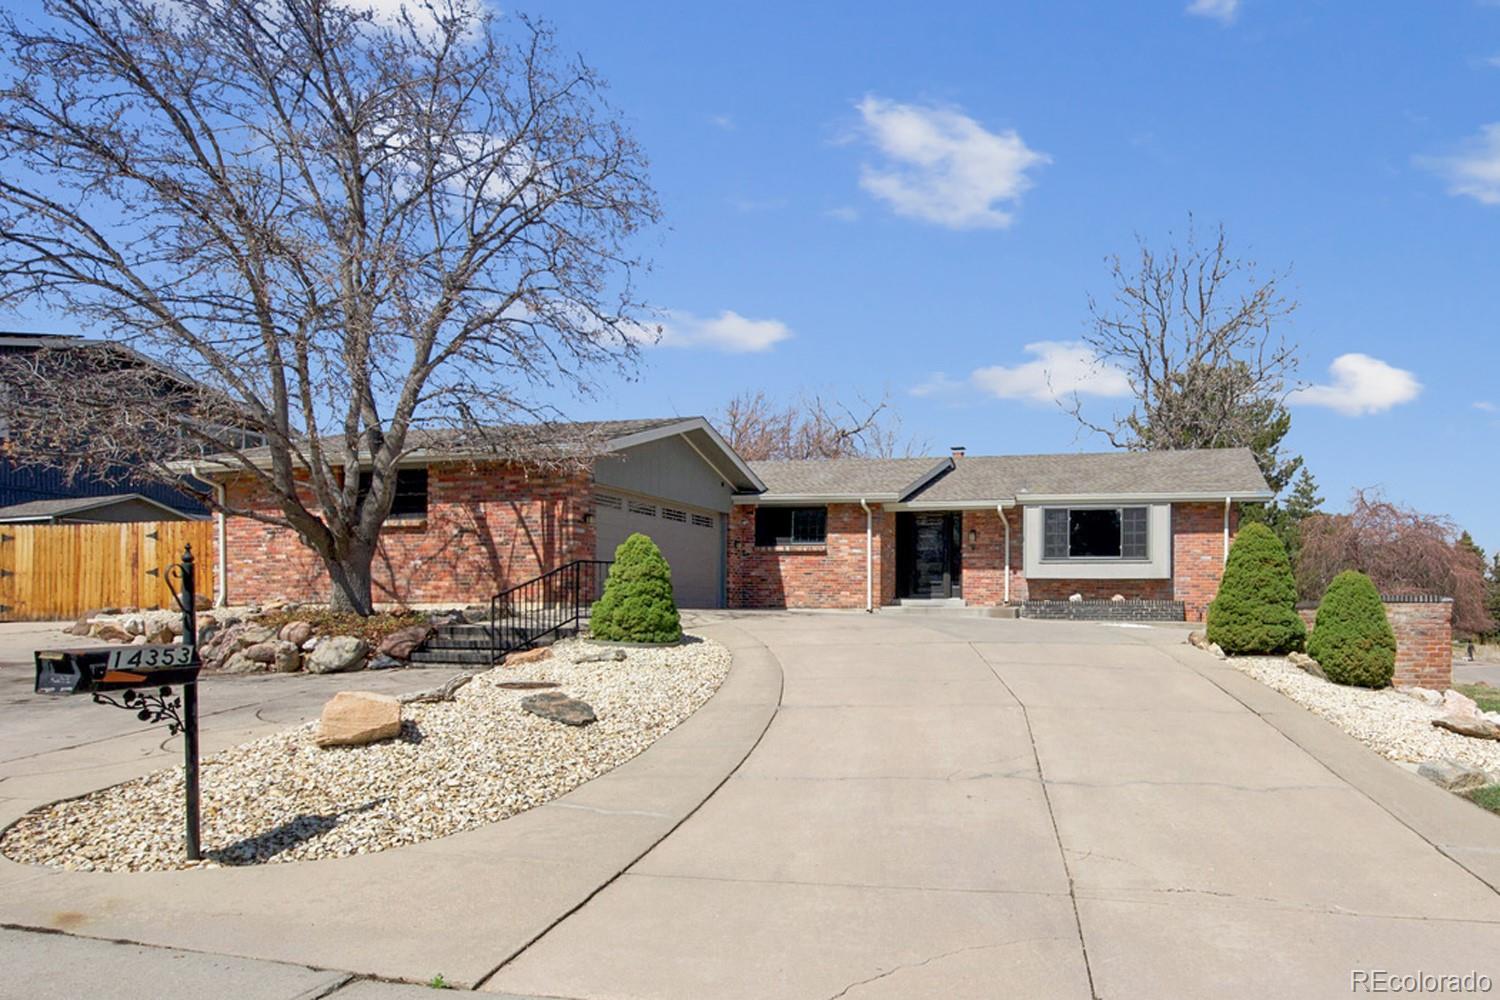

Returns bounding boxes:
[191,465,229,607]
[997,503,1012,605]
[1223,496,1231,564]
[859,498,873,613]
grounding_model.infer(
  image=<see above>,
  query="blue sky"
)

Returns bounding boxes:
[511,0,1500,551]
[3,0,1496,551]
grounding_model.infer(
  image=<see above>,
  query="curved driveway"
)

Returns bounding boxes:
[486,612,1500,1000]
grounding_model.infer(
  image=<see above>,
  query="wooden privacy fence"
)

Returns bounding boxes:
[0,520,216,622]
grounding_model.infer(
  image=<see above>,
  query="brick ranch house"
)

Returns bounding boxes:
[191,418,1273,622]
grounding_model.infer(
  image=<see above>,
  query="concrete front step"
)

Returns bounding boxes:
[883,604,1020,619]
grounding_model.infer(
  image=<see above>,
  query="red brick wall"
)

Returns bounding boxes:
[218,462,594,606]
[1297,599,1453,689]
[728,503,889,609]
[961,508,1025,605]
[1173,502,1235,621]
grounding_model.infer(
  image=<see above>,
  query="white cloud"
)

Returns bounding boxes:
[852,96,1048,230]
[1185,0,1240,23]
[1421,123,1500,205]
[1475,401,1497,413]
[909,372,966,398]
[970,341,1131,403]
[1289,354,1422,416]
[651,310,792,353]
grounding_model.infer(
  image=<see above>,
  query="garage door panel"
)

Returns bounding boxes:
[594,493,721,608]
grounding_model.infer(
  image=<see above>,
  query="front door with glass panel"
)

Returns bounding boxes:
[898,512,962,599]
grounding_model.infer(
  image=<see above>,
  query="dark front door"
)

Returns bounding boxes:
[898,512,962,599]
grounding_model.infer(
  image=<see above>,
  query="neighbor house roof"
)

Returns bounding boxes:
[174,416,766,493]
[740,448,1272,505]
[0,493,193,523]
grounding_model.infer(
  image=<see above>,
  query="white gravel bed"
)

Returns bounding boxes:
[1231,656,1500,773]
[1,635,730,873]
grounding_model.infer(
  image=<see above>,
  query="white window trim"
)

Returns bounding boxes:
[1024,503,1172,580]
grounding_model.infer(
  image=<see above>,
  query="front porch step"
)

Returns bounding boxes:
[895,597,967,608]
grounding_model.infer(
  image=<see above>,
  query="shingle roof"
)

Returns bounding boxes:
[745,448,1271,503]
[747,456,952,500]
[0,493,188,521]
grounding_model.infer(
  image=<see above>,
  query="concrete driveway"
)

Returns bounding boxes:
[2,613,1498,999]
[486,612,1500,1000]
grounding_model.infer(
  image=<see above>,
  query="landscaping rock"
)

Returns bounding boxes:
[121,615,145,636]
[301,637,319,652]
[1209,643,1227,660]
[278,620,314,647]
[399,674,473,704]
[521,691,596,726]
[271,640,302,673]
[1418,759,1490,792]
[1443,689,1481,720]
[92,624,132,643]
[129,634,148,645]
[237,623,278,647]
[315,691,402,748]
[240,641,280,664]
[505,647,552,666]
[1068,593,1083,603]
[220,650,261,674]
[145,624,176,646]
[1432,715,1500,741]
[376,624,434,661]
[1110,593,1126,603]
[1402,686,1444,707]
[366,654,403,671]
[496,680,560,690]
[305,635,368,674]
[1287,651,1327,680]
[573,648,627,664]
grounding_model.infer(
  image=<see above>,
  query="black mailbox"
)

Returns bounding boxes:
[35,645,200,696]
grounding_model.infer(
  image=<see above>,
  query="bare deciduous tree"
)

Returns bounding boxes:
[1297,489,1494,637]
[717,390,917,462]
[1067,220,1303,495]
[0,0,659,613]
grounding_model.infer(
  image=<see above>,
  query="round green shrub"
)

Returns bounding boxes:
[589,533,682,643]
[1205,521,1307,655]
[1306,571,1396,688]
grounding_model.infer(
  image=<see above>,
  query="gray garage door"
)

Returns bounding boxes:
[593,491,723,608]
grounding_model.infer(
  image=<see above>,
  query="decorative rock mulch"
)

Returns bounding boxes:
[0,635,730,873]
[1230,656,1500,775]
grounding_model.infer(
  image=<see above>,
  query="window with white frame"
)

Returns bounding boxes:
[1042,507,1150,560]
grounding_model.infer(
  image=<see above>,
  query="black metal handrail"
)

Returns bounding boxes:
[488,559,612,663]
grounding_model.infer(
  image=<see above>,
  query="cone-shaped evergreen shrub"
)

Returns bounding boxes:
[1205,521,1306,655]
[1306,571,1395,688]
[589,533,682,643]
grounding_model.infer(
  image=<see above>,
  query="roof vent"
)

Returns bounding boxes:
[951,446,966,460]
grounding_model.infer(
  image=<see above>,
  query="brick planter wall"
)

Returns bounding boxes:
[218,461,594,607]
[1296,595,1453,689]
[727,502,893,609]
[1024,599,1186,622]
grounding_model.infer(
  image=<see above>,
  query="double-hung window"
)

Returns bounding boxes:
[357,467,429,519]
[1042,507,1149,560]
[754,506,827,546]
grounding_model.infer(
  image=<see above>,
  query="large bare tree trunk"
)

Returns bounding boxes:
[326,551,376,616]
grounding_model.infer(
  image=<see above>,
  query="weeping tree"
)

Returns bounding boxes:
[0,0,659,613]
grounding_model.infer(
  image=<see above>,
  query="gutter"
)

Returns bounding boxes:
[859,498,873,613]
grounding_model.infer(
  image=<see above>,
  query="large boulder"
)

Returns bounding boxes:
[521,691,596,726]
[316,691,402,747]
[278,620,315,647]
[305,635,369,674]
[376,624,434,661]
[241,640,301,673]
[1418,760,1490,792]
[505,647,551,667]
[92,623,133,643]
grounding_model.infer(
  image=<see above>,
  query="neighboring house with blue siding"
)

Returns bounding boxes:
[0,332,216,518]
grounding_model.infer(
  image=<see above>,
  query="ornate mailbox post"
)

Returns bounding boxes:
[34,545,204,860]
